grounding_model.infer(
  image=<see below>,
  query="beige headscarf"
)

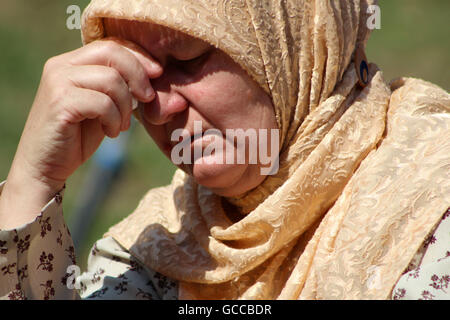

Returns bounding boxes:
[81,0,450,299]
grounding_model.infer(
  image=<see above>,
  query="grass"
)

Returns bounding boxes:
[367,0,450,87]
[0,0,448,270]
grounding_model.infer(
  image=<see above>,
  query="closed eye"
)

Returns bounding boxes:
[171,51,211,74]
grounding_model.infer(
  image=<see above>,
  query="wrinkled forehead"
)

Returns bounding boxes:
[103,18,211,61]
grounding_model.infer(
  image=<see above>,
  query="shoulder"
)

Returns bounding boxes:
[388,77,449,118]
[377,77,450,158]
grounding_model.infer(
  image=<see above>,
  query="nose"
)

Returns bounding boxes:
[141,84,189,126]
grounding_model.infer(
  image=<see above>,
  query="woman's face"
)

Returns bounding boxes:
[104,19,278,197]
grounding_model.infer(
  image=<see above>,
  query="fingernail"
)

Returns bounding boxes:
[146,87,155,99]
[131,97,139,111]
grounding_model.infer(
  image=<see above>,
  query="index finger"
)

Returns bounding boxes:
[103,37,164,79]
[64,38,162,102]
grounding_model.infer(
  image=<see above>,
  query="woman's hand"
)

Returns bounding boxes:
[0,38,162,229]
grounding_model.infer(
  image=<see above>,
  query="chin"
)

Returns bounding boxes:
[190,161,250,197]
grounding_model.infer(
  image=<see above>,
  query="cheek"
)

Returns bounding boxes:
[188,73,259,130]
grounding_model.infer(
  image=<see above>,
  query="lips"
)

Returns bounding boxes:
[168,131,212,163]
[170,132,206,153]
[168,126,205,147]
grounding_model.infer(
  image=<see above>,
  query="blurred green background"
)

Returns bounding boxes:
[0,0,449,269]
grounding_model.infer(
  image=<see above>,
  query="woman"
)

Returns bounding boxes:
[0,0,449,300]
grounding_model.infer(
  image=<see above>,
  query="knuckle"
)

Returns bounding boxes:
[43,57,58,72]
[134,62,147,79]
[44,68,61,84]
[97,40,120,55]
[42,64,70,88]
[107,68,124,87]
[42,70,69,103]
[42,59,65,82]
[100,94,115,111]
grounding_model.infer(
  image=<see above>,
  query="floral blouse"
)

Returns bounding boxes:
[0,181,448,300]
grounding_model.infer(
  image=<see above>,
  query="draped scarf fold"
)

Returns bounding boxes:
[81,0,450,299]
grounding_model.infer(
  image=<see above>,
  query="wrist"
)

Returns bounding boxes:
[8,155,66,196]
[0,165,65,230]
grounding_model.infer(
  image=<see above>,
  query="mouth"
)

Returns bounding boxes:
[166,131,214,166]
[162,132,199,159]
